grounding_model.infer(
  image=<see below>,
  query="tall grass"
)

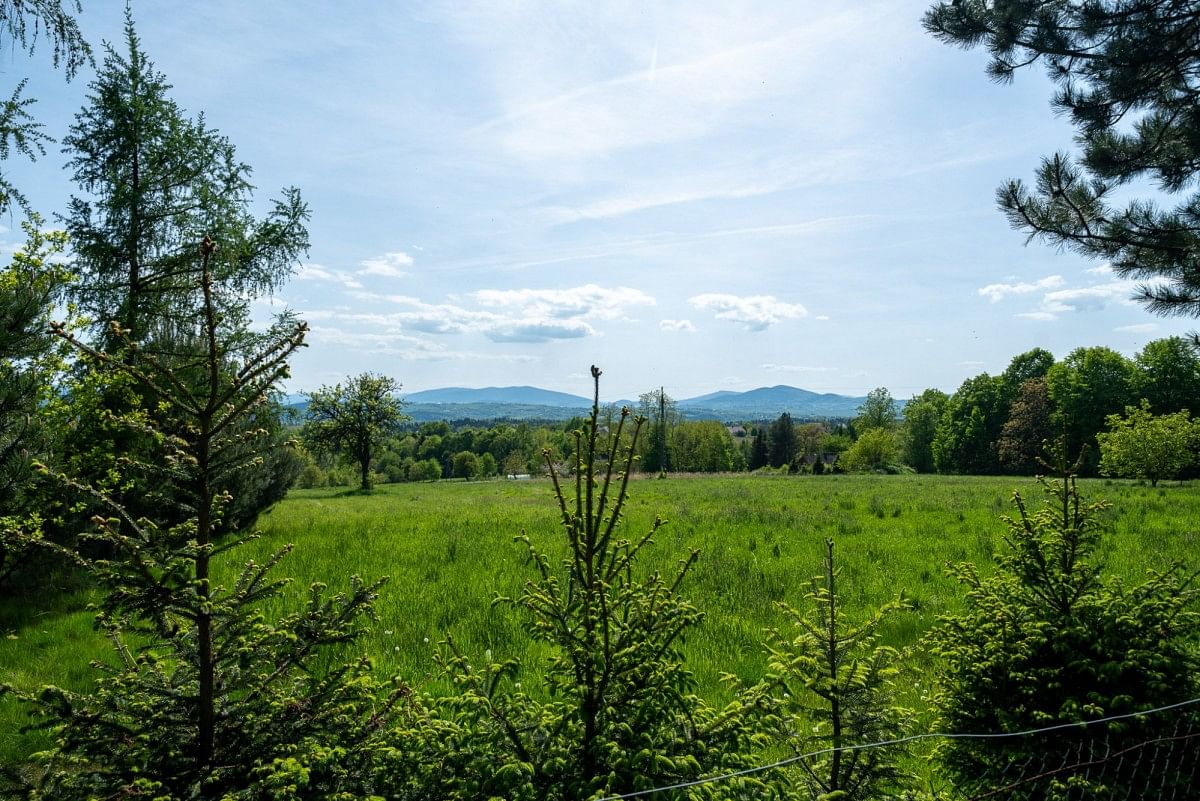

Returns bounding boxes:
[2,474,1197,764]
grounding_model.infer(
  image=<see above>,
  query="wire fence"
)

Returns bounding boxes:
[596,697,1200,801]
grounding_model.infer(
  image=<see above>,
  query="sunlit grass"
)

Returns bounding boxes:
[2,473,1197,764]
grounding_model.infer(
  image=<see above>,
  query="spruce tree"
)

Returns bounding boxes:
[765,539,911,801]
[930,444,1200,799]
[3,239,402,800]
[419,367,763,801]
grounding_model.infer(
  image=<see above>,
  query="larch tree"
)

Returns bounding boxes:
[303,372,407,492]
[62,10,308,347]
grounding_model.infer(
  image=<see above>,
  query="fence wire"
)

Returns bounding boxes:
[595,697,1200,801]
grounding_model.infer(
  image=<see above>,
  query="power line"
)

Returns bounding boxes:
[595,697,1200,801]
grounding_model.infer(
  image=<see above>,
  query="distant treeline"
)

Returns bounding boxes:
[293,338,1200,487]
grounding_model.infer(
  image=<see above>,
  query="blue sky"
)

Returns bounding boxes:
[5,1,1193,400]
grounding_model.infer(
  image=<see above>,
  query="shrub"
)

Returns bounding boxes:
[929,446,1200,799]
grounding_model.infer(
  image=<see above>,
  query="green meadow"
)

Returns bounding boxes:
[3,473,1199,764]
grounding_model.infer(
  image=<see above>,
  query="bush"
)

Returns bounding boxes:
[408,458,441,482]
[929,447,1200,799]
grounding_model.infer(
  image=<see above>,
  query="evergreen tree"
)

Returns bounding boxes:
[749,426,770,470]
[766,539,911,801]
[421,367,762,801]
[925,1,1200,318]
[930,445,1200,799]
[5,239,401,800]
[637,387,676,473]
[63,11,308,346]
[52,13,309,536]
[769,411,798,468]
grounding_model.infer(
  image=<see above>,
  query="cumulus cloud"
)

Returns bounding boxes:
[660,319,696,332]
[487,320,594,342]
[313,282,652,344]
[471,284,655,320]
[1009,275,1142,320]
[296,262,363,289]
[359,251,414,278]
[977,275,1064,303]
[688,293,807,331]
[1115,323,1158,334]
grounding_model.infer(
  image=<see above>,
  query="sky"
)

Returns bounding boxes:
[3,1,1194,401]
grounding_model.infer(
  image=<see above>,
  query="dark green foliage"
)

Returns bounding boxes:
[1045,347,1137,473]
[303,373,407,491]
[4,243,402,800]
[63,11,308,345]
[1135,335,1200,414]
[1000,348,1055,401]
[749,427,770,470]
[766,539,911,800]
[932,373,1005,474]
[901,388,947,473]
[0,222,70,588]
[424,367,762,801]
[930,445,1200,799]
[926,0,1200,318]
[769,412,798,468]
[638,388,676,473]
[997,377,1055,475]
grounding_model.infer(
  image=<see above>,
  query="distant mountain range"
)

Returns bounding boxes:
[343,384,876,422]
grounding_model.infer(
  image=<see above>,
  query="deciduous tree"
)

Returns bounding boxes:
[854,386,897,432]
[304,372,407,491]
[1098,400,1200,487]
[901,388,948,473]
[996,377,1055,475]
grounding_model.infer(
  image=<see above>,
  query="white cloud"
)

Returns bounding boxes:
[471,284,655,321]
[359,251,414,278]
[815,315,831,321]
[308,283,649,344]
[660,319,696,333]
[296,262,364,289]
[1041,282,1136,313]
[1115,323,1158,334]
[1085,264,1113,275]
[487,320,594,343]
[977,275,1064,303]
[1016,311,1058,322]
[688,293,807,331]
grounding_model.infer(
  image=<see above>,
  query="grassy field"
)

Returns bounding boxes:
[2,472,1198,764]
